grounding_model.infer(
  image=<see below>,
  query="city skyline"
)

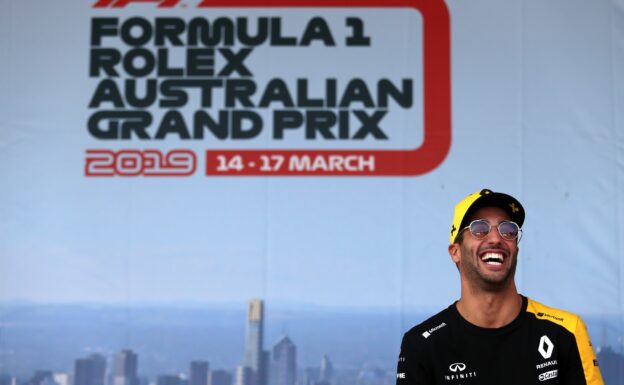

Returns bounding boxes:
[0,300,346,385]
[1,299,623,385]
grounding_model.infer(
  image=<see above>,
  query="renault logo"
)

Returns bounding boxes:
[449,363,466,372]
[538,335,554,359]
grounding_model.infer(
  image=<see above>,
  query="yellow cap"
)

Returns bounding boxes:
[450,189,525,244]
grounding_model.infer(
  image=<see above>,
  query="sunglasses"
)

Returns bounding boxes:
[461,219,522,242]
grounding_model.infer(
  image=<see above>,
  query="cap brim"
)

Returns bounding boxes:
[459,192,525,231]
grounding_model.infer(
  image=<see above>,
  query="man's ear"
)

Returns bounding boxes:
[448,243,461,264]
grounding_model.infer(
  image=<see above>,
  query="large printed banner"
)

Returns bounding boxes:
[85,0,450,176]
[1,0,624,384]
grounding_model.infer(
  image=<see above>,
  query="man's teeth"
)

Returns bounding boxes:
[481,252,504,265]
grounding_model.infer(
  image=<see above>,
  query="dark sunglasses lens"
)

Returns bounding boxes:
[498,222,519,239]
[469,220,490,238]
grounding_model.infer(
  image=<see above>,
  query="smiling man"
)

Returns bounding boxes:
[396,189,604,385]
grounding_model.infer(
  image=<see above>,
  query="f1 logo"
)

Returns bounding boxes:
[538,335,554,359]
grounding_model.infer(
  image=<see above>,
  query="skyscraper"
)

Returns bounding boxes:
[234,366,254,385]
[319,355,333,383]
[75,358,95,385]
[269,336,296,385]
[90,354,107,385]
[75,354,107,385]
[243,299,268,385]
[112,350,139,385]
[190,361,209,385]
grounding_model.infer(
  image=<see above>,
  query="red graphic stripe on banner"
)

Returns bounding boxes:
[202,0,451,176]
[207,149,433,176]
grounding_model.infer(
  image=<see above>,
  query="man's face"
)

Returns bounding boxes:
[450,206,520,291]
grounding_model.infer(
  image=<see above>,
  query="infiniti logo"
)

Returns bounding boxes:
[449,363,466,372]
[444,362,477,381]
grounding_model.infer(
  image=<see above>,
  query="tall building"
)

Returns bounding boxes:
[75,358,94,385]
[90,354,107,385]
[269,336,296,385]
[74,354,107,385]
[319,355,333,383]
[112,350,139,385]
[234,366,254,385]
[190,361,209,385]
[208,370,232,385]
[243,299,268,385]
